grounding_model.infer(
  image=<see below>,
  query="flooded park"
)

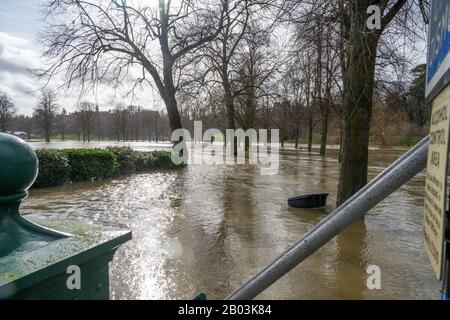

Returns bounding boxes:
[2,0,448,304]
[20,142,441,299]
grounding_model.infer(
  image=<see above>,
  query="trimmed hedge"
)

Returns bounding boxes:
[34,149,71,188]
[32,147,182,188]
[107,147,183,172]
[149,151,178,169]
[64,149,118,181]
[106,146,136,173]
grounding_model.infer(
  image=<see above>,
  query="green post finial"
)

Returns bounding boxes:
[0,133,38,201]
[0,133,131,300]
[0,133,42,257]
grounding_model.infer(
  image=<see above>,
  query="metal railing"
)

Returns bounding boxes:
[226,136,429,300]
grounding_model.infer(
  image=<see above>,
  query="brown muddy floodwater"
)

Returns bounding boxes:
[22,143,441,299]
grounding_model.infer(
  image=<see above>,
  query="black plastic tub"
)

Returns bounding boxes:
[288,193,329,208]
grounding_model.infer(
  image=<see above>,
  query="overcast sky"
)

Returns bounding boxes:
[0,1,428,116]
[0,0,162,116]
[0,0,44,115]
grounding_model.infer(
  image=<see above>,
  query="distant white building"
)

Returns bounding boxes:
[9,131,28,140]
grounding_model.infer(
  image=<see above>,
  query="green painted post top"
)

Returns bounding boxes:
[0,133,38,200]
[0,132,67,258]
[0,133,131,299]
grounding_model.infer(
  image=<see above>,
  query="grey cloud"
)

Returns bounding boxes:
[12,81,36,96]
[0,56,31,75]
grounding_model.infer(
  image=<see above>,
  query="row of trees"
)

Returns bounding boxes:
[33,0,430,205]
[0,91,170,142]
[1,58,426,145]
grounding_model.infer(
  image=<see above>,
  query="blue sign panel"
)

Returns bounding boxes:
[426,0,450,102]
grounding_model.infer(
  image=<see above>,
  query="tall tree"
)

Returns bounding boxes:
[278,66,304,149]
[234,21,276,132]
[336,0,416,205]
[318,18,340,156]
[0,93,17,132]
[57,108,67,141]
[406,63,427,127]
[113,104,130,141]
[203,0,250,138]
[41,0,231,134]
[78,102,96,142]
[33,90,59,142]
[302,49,319,152]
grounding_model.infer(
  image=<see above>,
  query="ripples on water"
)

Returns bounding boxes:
[22,145,441,299]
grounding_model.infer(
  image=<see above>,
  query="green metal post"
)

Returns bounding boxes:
[0,133,131,299]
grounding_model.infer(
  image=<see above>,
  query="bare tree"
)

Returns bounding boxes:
[289,1,343,154]
[234,21,277,132]
[33,90,59,142]
[41,0,234,135]
[0,93,17,132]
[299,49,319,152]
[57,108,67,141]
[113,104,130,141]
[202,0,250,136]
[153,111,160,142]
[317,18,340,155]
[78,102,96,142]
[336,0,427,205]
[277,68,302,149]
[127,105,142,141]
[283,0,426,203]
[271,100,290,148]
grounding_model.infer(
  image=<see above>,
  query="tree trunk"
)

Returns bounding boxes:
[219,63,239,153]
[160,16,182,136]
[224,86,238,154]
[164,90,182,143]
[224,78,235,131]
[336,4,379,205]
[225,100,235,133]
[307,118,313,152]
[319,106,328,155]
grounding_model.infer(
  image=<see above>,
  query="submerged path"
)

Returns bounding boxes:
[22,147,440,299]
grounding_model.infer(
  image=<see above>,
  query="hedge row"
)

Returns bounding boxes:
[32,147,181,188]
[33,149,71,188]
[106,147,181,171]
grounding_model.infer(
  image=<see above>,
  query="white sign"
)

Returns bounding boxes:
[423,85,450,280]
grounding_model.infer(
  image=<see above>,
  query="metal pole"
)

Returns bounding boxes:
[226,137,429,300]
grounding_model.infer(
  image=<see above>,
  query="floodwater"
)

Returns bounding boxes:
[22,142,441,299]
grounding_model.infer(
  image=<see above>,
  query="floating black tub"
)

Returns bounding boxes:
[288,193,329,208]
